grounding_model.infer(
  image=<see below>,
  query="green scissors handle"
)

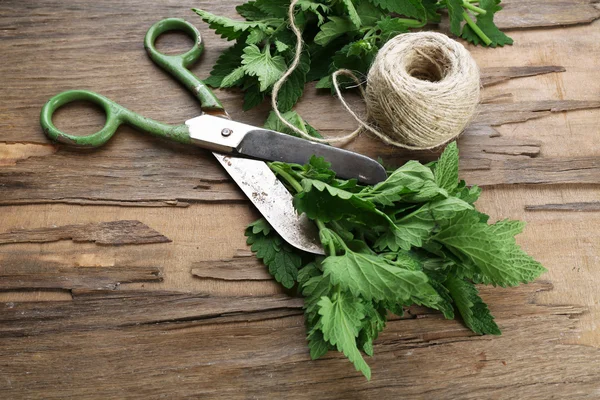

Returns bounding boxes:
[40,18,225,148]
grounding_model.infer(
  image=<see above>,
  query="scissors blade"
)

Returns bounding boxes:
[185,115,388,185]
[213,153,324,255]
[237,129,387,185]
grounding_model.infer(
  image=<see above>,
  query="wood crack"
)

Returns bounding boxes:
[0,220,171,246]
[525,202,600,212]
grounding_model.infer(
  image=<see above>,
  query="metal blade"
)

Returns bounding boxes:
[237,129,387,185]
[212,153,324,255]
[185,114,388,185]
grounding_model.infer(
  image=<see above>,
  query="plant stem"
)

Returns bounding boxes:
[316,220,336,256]
[462,11,492,46]
[269,163,335,256]
[395,18,426,28]
[269,163,303,193]
[462,1,486,14]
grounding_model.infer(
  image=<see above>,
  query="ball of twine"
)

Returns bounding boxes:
[271,0,481,150]
[364,32,480,150]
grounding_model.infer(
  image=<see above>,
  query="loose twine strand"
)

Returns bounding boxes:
[271,0,481,150]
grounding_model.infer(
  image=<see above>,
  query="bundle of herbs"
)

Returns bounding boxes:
[193,0,512,118]
[245,143,545,379]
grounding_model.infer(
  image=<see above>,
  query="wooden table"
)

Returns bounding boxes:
[1,1,599,398]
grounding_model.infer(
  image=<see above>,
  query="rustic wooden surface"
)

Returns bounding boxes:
[1,0,599,398]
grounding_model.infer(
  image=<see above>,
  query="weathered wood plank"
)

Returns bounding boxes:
[474,100,600,126]
[0,220,170,245]
[0,291,304,338]
[3,122,598,207]
[2,281,599,399]
[0,263,162,291]
[480,65,566,87]
[525,202,600,212]
[497,0,600,30]
[0,134,244,206]
[464,156,600,185]
[192,255,272,281]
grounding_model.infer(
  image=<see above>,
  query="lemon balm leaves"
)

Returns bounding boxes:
[445,276,501,335]
[245,219,302,288]
[433,212,546,286]
[318,291,371,379]
[461,0,513,47]
[322,248,441,304]
[241,45,287,91]
[195,1,510,115]
[434,141,460,192]
[243,141,544,379]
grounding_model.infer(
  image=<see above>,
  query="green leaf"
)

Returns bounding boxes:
[375,16,410,40]
[375,198,473,251]
[221,66,246,88]
[422,0,441,23]
[360,160,446,206]
[322,248,441,304]
[445,0,465,37]
[434,142,459,192]
[293,179,382,224]
[236,1,271,21]
[307,40,345,82]
[245,221,302,288]
[315,75,333,89]
[445,276,501,335]
[193,8,277,41]
[488,219,526,240]
[461,0,513,47]
[274,40,289,52]
[204,40,246,88]
[264,110,322,138]
[357,301,387,356]
[302,273,332,324]
[248,218,272,235]
[301,156,337,182]
[242,79,266,110]
[278,52,310,112]
[307,326,332,359]
[247,28,268,44]
[297,261,321,287]
[341,0,361,28]
[255,0,289,19]
[356,0,386,26]
[368,0,426,20]
[314,16,356,46]
[453,181,482,204]
[433,212,546,286]
[241,45,287,91]
[428,278,455,319]
[346,40,375,57]
[297,0,331,25]
[318,292,371,379]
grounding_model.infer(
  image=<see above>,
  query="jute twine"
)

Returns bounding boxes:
[271,0,481,150]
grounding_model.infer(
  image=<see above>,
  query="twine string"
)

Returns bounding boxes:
[271,0,481,150]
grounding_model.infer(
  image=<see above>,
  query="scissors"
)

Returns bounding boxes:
[40,18,387,254]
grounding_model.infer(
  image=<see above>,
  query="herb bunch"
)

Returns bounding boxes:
[193,0,512,115]
[245,142,545,379]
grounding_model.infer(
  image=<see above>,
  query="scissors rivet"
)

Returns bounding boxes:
[221,128,233,137]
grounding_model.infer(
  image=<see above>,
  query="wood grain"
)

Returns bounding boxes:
[0,220,170,245]
[480,65,566,87]
[2,282,599,399]
[2,97,598,207]
[497,0,600,30]
[0,263,162,291]
[192,254,273,281]
[1,0,600,398]
[525,202,600,212]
